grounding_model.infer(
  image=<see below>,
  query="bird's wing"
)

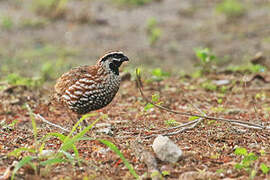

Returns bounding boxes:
[54,65,98,97]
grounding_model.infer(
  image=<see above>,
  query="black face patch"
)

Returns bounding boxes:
[109,62,119,75]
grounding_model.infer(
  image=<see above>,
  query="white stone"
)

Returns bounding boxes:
[152,135,182,163]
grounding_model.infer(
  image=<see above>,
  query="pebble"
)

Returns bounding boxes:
[152,135,182,163]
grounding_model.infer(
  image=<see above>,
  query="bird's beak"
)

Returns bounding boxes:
[121,56,129,62]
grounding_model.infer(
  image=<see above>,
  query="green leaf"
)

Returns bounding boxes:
[260,163,269,174]
[8,119,19,127]
[244,153,258,161]
[99,139,139,179]
[136,68,141,77]
[66,113,98,140]
[161,170,170,176]
[250,169,257,179]
[189,116,200,121]
[39,132,67,154]
[25,104,37,143]
[260,149,265,156]
[8,147,36,158]
[151,94,160,102]
[11,156,34,180]
[61,115,101,152]
[58,150,75,161]
[235,163,243,169]
[144,103,154,111]
[40,158,67,166]
[234,147,248,156]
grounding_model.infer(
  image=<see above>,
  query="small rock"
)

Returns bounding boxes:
[212,79,230,86]
[152,135,182,163]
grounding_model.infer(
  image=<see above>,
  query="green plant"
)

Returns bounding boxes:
[146,68,170,83]
[1,16,13,30]
[216,0,246,18]
[41,59,71,81]
[161,170,170,176]
[201,81,217,91]
[164,119,179,127]
[32,0,68,19]
[226,63,266,74]
[146,18,162,46]
[260,163,270,174]
[233,147,267,178]
[234,147,257,168]
[144,93,161,111]
[99,140,139,179]
[5,73,43,88]
[194,48,218,73]
[114,0,154,6]
[9,108,97,179]
[9,106,138,179]
[20,18,49,29]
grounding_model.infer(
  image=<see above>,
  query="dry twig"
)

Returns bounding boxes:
[135,69,266,138]
[34,114,70,132]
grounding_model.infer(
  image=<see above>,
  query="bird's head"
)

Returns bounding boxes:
[97,51,129,75]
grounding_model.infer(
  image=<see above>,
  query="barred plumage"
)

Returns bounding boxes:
[54,51,129,115]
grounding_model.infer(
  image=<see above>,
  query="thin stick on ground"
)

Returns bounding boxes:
[135,69,266,134]
[145,101,205,138]
[34,114,70,132]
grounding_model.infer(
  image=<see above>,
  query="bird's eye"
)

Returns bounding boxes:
[113,54,118,58]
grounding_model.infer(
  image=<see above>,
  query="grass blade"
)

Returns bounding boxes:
[11,156,34,180]
[26,104,37,143]
[66,113,98,140]
[40,158,67,166]
[8,147,36,158]
[99,139,139,179]
[61,116,101,152]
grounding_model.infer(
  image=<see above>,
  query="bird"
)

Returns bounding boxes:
[53,51,129,122]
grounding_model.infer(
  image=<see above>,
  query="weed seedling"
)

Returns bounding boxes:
[1,16,14,30]
[9,105,138,179]
[144,93,161,111]
[216,0,246,18]
[32,0,68,19]
[194,48,218,73]
[233,147,270,178]
[6,73,43,88]
[164,119,179,127]
[114,0,155,6]
[146,17,162,46]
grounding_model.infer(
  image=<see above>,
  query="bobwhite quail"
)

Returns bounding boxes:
[54,51,129,120]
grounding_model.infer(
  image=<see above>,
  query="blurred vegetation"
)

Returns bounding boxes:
[1,15,14,30]
[5,73,43,88]
[0,44,78,85]
[113,0,157,6]
[146,17,162,46]
[31,0,68,19]
[20,18,49,29]
[216,0,246,18]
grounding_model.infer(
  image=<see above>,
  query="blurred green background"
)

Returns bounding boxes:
[0,0,269,81]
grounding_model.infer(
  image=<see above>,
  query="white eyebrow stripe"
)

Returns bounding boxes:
[106,51,124,56]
